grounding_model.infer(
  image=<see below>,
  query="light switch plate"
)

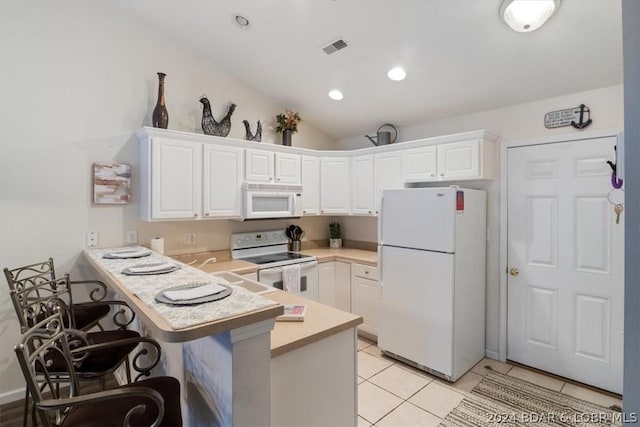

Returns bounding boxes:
[126,230,138,244]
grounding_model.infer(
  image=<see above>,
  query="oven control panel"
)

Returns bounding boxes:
[231,230,289,250]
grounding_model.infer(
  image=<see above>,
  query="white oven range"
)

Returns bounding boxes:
[231,230,318,301]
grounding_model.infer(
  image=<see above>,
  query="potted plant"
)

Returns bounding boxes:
[275,110,301,146]
[329,221,342,249]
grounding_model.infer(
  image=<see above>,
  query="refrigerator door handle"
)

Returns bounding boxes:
[377,193,384,245]
[378,245,383,288]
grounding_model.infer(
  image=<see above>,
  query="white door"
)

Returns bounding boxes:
[351,275,380,336]
[507,136,624,393]
[301,155,320,215]
[320,157,350,215]
[351,155,374,215]
[318,261,336,307]
[151,137,201,219]
[245,149,274,182]
[374,152,404,215]
[203,144,243,218]
[275,152,301,184]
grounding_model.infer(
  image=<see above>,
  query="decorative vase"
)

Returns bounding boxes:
[329,238,342,249]
[152,72,169,129]
[282,129,293,146]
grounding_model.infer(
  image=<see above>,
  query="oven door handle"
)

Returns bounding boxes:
[260,261,317,275]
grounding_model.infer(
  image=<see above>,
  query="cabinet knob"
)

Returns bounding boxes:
[269,177,273,181]
[194,213,198,217]
[368,210,372,214]
[205,212,210,216]
[440,173,444,177]
[277,178,280,181]
[365,271,369,275]
[431,173,435,177]
[303,210,307,214]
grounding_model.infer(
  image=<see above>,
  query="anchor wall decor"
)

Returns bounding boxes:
[544,104,593,130]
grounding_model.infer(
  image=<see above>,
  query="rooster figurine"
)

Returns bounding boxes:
[242,120,262,142]
[199,95,236,137]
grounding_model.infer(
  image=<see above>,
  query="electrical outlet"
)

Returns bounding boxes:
[86,232,98,247]
[126,230,138,244]
[183,232,197,245]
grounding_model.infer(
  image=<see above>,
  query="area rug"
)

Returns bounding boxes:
[440,371,619,427]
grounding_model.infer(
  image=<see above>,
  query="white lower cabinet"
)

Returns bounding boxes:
[350,263,380,337]
[318,261,351,311]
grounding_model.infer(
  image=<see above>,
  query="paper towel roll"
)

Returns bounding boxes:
[150,237,165,255]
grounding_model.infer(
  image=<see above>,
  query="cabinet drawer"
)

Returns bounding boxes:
[352,263,379,281]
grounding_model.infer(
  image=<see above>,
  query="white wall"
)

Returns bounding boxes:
[0,1,336,399]
[336,84,624,358]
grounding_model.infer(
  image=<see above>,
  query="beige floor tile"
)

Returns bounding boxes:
[358,376,365,384]
[438,371,484,394]
[507,366,564,391]
[358,337,375,350]
[358,381,403,424]
[408,381,466,418]
[377,402,443,427]
[369,364,431,399]
[363,345,398,364]
[357,415,371,427]
[471,357,513,376]
[561,382,622,409]
[395,362,441,381]
[358,351,393,379]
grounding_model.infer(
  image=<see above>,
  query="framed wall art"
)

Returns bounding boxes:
[93,162,131,204]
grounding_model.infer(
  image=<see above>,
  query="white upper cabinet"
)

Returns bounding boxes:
[147,137,202,220]
[275,152,302,184]
[301,155,320,215]
[437,139,480,180]
[374,152,404,215]
[320,157,351,215]
[245,149,301,184]
[245,149,275,182]
[203,144,243,218]
[403,146,437,182]
[351,155,375,216]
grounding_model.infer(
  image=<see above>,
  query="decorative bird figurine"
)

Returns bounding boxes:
[199,95,236,137]
[243,120,262,142]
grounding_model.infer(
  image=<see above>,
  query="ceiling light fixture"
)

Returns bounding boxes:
[233,14,250,28]
[500,0,559,33]
[387,67,406,81]
[328,89,344,101]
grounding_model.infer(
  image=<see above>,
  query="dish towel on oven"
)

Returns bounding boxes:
[282,264,301,294]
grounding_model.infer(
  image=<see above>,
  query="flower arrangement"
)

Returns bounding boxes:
[275,110,302,133]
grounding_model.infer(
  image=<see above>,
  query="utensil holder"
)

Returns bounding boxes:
[290,241,301,252]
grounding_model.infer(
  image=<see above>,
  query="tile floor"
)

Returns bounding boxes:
[356,337,622,426]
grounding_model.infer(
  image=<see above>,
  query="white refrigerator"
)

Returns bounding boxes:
[378,187,486,381]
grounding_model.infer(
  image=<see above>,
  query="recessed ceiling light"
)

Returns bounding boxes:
[328,89,344,101]
[233,14,250,28]
[500,0,559,33]
[387,67,406,81]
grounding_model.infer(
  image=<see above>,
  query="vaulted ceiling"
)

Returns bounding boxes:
[117,1,623,140]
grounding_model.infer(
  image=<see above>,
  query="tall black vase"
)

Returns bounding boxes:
[152,72,169,129]
[282,129,292,146]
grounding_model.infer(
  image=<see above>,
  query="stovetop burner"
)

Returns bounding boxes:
[241,252,313,265]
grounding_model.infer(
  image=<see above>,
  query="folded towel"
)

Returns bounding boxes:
[163,283,226,301]
[128,262,174,273]
[282,264,301,294]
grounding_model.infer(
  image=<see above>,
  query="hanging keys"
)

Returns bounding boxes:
[614,204,623,224]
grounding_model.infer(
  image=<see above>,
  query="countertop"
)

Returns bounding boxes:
[297,247,378,266]
[265,290,363,358]
[82,248,283,342]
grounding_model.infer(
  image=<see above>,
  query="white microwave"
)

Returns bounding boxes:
[243,182,303,219]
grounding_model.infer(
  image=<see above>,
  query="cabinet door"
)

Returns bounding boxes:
[373,152,404,215]
[301,155,320,215]
[275,152,301,184]
[437,139,480,180]
[320,157,351,215]
[151,137,201,220]
[403,146,437,182]
[203,144,243,218]
[351,155,375,216]
[334,261,351,312]
[351,276,380,337]
[245,149,274,182]
[318,262,336,307]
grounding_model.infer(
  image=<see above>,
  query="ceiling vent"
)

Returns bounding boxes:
[321,38,348,55]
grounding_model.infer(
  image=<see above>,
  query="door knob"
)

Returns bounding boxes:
[509,267,519,276]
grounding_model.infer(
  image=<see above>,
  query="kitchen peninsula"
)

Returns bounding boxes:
[82,248,362,426]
